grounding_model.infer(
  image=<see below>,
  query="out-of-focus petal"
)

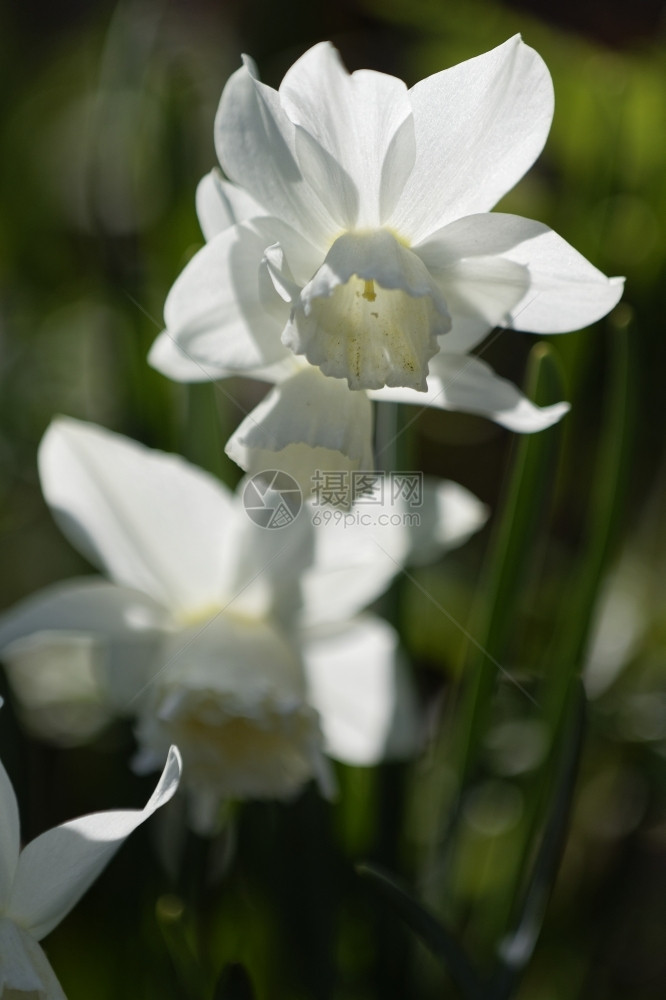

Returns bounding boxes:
[7,747,182,941]
[38,419,235,617]
[300,477,487,626]
[390,36,554,243]
[225,367,374,496]
[303,616,420,764]
[405,479,489,565]
[0,760,20,911]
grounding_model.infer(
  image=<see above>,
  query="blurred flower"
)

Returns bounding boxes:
[0,418,486,831]
[0,731,181,998]
[150,36,623,491]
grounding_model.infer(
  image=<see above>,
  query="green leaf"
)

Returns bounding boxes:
[545,313,633,713]
[357,863,486,1000]
[451,343,568,791]
[489,683,586,1000]
[155,894,208,1000]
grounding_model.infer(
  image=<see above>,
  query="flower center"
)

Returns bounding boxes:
[282,230,451,392]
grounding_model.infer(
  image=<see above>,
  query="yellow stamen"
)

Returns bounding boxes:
[362,279,376,302]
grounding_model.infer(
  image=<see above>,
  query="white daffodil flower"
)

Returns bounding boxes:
[0,732,181,999]
[149,36,624,491]
[0,418,487,831]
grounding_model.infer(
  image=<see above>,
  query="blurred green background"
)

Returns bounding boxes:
[1,1,666,997]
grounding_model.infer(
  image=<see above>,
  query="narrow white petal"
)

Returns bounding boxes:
[280,42,415,226]
[195,168,267,240]
[0,760,20,911]
[303,616,420,765]
[8,747,182,941]
[0,919,67,999]
[225,368,374,497]
[390,36,554,242]
[419,213,624,333]
[369,353,569,432]
[285,230,450,391]
[159,223,290,377]
[39,419,235,617]
[215,58,337,246]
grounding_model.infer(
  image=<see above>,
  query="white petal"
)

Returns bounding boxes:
[0,579,171,732]
[0,760,20,911]
[369,353,569,432]
[300,510,404,627]
[159,223,290,376]
[135,619,329,809]
[215,57,337,246]
[285,230,450,391]
[300,477,486,627]
[280,42,415,226]
[8,747,182,940]
[0,579,169,650]
[0,919,67,999]
[38,419,235,617]
[390,36,554,242]
[415,246,530,353]
[195,168,267,240]
[2,633,116,745]
[148,330,235,382]
[303,616,420,765]
[225,368,374,497]
[217,498,314,623]
[406,479,489,565]
[419,213,624,333]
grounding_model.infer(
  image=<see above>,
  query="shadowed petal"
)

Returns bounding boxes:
[225,368,374,496]
[418,213,624,333]
[0,761,20,911]
[196,168,267,240]
[159,223,290,376]
[215,57,337,246]
[0,919,67,999]
[369,353,569,432]
[8,747,182,941]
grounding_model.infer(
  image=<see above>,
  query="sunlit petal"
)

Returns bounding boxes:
[303,616,420,765]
